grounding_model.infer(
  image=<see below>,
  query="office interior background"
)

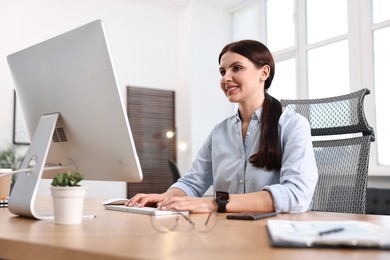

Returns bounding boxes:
[0,0,389,198]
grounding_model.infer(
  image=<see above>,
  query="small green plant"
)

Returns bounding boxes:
[0,146,23,170]
[0,146,23,190]
[51,171,83,187]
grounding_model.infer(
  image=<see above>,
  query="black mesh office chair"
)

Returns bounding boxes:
[168,159,181,183]
[280,88,375,214]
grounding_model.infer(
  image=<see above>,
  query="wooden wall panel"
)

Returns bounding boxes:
[126,87,176,198]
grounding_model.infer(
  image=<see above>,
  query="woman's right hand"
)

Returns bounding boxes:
[125,193,166,207]
[125,188,186,208]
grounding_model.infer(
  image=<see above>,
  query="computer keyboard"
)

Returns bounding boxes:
[104,204,189,216]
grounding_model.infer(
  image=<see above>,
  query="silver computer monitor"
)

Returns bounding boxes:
[6,20,143,219]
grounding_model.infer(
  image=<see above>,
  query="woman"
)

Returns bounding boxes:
[127,40,318,213]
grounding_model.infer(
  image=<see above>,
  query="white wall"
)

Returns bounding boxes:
[176,2,234,172]
[0,0,178,116]
[0,0,180,198]
[0,0,238,198]
[174,1,235,196]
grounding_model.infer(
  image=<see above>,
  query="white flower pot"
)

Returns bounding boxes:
[50,186,87,225]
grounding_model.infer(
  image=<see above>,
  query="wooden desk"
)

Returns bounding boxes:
[1,198,390,260]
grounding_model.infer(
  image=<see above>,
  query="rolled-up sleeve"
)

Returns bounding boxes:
[169,134,214,197]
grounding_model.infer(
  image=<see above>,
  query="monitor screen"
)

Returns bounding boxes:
[6,20,143,219]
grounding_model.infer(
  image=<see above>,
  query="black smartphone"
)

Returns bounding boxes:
[226,212,277,220]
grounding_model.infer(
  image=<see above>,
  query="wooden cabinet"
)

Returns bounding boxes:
[126,87,176,197]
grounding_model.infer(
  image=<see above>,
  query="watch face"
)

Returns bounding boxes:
[216,191,229,200]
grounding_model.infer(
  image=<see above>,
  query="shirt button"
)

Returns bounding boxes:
[239,179,243,184]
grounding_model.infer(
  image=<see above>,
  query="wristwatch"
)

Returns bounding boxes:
[215,191,229,213]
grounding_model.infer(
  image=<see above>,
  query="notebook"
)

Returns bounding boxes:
[267,220,390,249]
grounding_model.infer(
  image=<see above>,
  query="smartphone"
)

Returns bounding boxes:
[226,212,277,220]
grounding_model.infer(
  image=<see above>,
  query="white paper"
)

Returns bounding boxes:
[267,220,390,248]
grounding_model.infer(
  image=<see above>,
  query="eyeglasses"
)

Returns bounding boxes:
[150,212,217,233]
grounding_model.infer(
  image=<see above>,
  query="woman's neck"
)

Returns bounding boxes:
[238,97,264,123]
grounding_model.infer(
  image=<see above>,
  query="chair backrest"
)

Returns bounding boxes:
[280,88,375,214]
[168,159,181,183]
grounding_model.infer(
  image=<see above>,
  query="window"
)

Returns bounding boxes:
[305,0,349,98]
[269,58,296,99]
[307,41,349,98]
[372,0,390,166]
[266,0,294,52]
[372,0,389,23]
[231,0,390,174]
[306,0,347,44]
[266,0,296,100]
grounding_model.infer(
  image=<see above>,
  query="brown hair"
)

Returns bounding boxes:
[219,40,282,171]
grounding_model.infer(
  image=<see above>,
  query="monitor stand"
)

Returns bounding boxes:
[8,113,60,219]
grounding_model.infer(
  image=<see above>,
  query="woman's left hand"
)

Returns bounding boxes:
[158,196,217,213]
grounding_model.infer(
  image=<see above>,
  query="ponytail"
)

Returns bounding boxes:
[249,93,282,171]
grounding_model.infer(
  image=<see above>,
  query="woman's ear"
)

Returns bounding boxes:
[260,65,270,81]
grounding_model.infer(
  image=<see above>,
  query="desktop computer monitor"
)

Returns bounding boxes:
[6,20,143,219]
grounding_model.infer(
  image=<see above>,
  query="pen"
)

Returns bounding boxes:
[318,227,345,236]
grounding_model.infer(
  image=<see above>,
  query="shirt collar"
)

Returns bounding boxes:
[235,107,262,123]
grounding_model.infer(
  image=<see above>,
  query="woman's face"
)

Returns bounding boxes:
[219,51,269,105]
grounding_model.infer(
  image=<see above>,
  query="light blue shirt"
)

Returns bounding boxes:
[170,108,318,213]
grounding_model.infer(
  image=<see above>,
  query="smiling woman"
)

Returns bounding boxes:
[126,40,318,215]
